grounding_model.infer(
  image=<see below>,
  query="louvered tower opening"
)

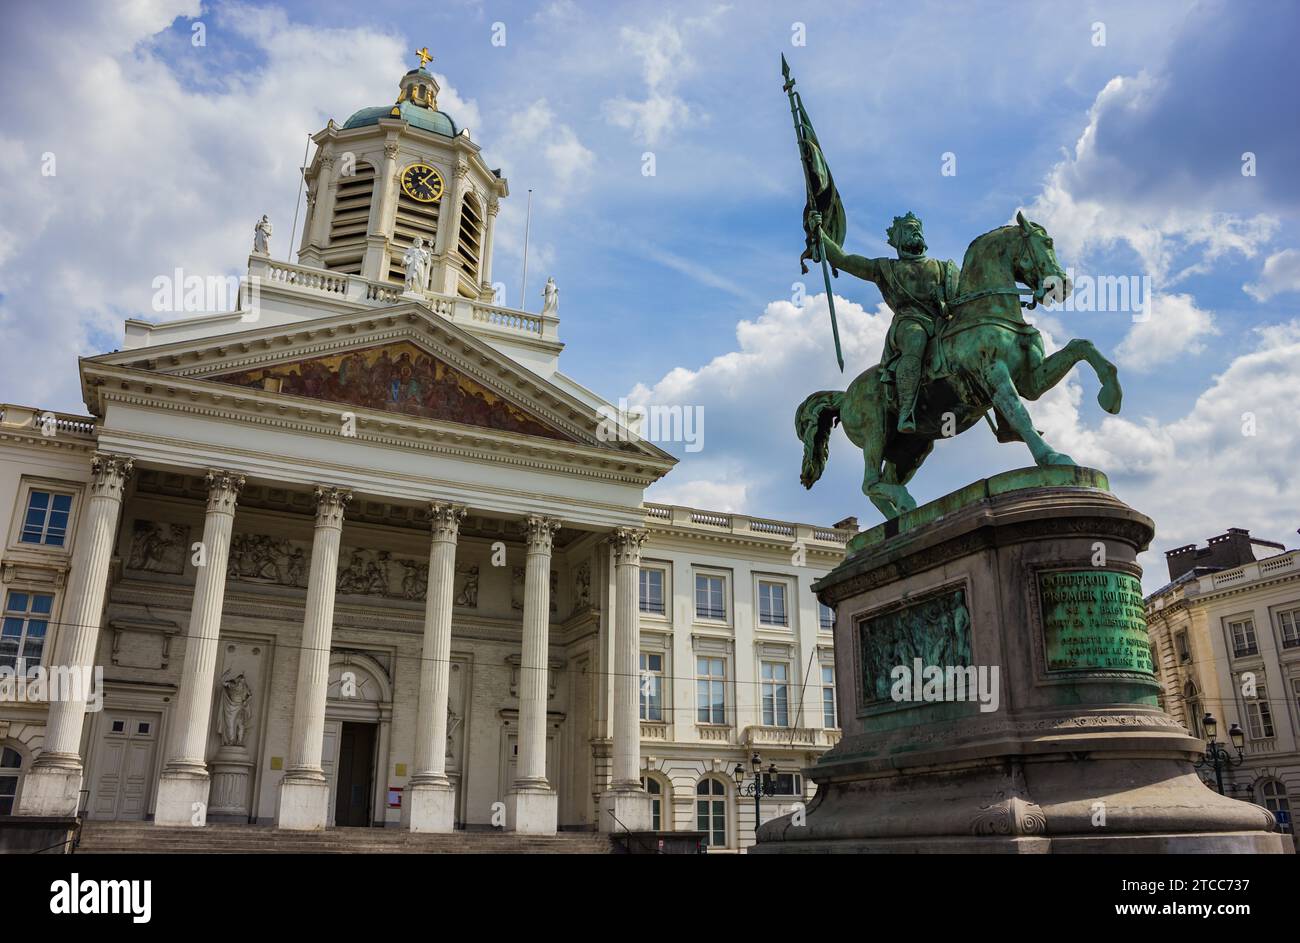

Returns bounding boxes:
[388,189,442,287]
[455,194,483,296]
[326,164,376,275]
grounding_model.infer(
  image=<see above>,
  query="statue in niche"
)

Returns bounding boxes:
[216,670,254,747]
[253,214,272,255]
[574,562,591,610]
[455,565,479,608]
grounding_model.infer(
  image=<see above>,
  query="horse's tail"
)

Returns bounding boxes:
[795,390,843,489]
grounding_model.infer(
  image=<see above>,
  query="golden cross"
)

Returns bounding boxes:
[415,46,433,68]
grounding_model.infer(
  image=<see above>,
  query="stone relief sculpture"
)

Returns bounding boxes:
[337,548,393,596]
[216,670,254,747]
[228,533,308,587]
[859,588,972,703]
[398,560,429,601]
[510,566,525,610]
[574,561,591,610]
[455,565,479,608]
[127,520,190,574]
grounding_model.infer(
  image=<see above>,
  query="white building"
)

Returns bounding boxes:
[0,60,847,851]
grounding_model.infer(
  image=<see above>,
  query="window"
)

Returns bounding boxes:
[1292,677,1300,718]
[696,777,727,848]
[819,603,835,631]
[0,747,22,815]
[1184,681,1203,738]
[639,569,665,615]
[695,574,726,620]
[1258,780,1291,830]
[762,771,804,797]
[641,776,664,831]
[1245,683,1275,740]
[20,490,73,547]
[1,591,53,673]
[696,656,727,724]
[758,581,788,627]
[1279,609,1300,649]
[761,661,790,727]
[639,652,664,721]
[821,665,837,728]
[1230,619,1258,657]
[1175,630,1191,662]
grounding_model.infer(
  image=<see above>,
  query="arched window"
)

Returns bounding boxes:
[0,746,24,815]
[696,777,727,848]
[1183,680,1203,738]
[641,775,667,831]
[1257,779,1291,827]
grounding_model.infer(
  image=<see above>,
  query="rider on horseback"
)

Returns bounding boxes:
[807,210,957,433]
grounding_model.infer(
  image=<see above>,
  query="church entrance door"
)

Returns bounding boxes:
[333,721,377,828]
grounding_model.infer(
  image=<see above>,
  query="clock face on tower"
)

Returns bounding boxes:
[401,163,444,203]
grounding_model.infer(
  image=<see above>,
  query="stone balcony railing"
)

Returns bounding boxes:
[0,404,97,439]
[1203,550,1299,592]
[742,724,829,749]
[642,503,852,548]
[248,255,560,346]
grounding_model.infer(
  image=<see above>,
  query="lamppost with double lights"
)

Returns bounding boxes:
[734,752,778,841]
[1193,712,1246,796]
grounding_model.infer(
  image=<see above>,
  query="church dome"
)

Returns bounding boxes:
[342,68,459,138]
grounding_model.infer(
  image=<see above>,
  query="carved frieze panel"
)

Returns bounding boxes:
[126,520,190,575]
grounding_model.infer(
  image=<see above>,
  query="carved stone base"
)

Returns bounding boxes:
[208,745,253,821]
[755,470,1286,854]
[505,783,557,835]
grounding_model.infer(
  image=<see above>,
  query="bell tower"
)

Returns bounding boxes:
[295,49,508,302]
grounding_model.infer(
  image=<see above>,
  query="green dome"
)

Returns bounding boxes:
[342,69,459,137]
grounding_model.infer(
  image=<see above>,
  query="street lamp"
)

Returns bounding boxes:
[1194,713,1246,795]
[734,752,779,842]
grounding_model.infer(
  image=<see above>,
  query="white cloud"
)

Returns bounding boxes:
[1027,74,1278,285]
[1244,248,1300,302]
[1113,292,1219,372]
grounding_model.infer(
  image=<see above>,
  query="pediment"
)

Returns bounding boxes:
[207,340,573,442]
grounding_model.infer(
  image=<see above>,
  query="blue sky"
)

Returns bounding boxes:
[1,0,1297,588]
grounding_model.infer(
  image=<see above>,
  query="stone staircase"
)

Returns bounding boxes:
[75,821,616,854]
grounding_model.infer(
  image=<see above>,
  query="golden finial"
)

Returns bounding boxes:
[415,47,433,69]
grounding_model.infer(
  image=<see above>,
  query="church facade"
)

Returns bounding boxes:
[0,62,847,850]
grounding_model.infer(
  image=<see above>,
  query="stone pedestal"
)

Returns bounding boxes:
[277,777,331,831]
[208,744,254,822]
[407,780,457,833]
[755,467,1286,854]
[505,784,558,835]
[600,786,653,833]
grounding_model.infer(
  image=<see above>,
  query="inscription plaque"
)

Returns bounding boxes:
[1039,569,1153,673]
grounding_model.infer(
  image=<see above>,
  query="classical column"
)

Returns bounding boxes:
[362,140,400,279]
[408,502,465,833]
[277,486,351,830]
[154,471,244,826]
[506,514,560,834]
[17,454,132,817]
[600,527,652,832]
[478,197,499,298]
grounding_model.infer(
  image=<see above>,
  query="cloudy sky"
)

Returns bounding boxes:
[1,0,1296,590]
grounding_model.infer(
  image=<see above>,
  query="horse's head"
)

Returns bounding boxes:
[1013,211,1070,308]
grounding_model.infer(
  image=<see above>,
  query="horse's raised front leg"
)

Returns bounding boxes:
[1025,339,1122,414]
[983,360,1074,467]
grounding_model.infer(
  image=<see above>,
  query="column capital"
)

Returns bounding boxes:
[313,486,352,528]
[428,502,466,542]
[88,452,133,499]
[204,470,245,514]
[611,527,647,566]
[524,515,561,554]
